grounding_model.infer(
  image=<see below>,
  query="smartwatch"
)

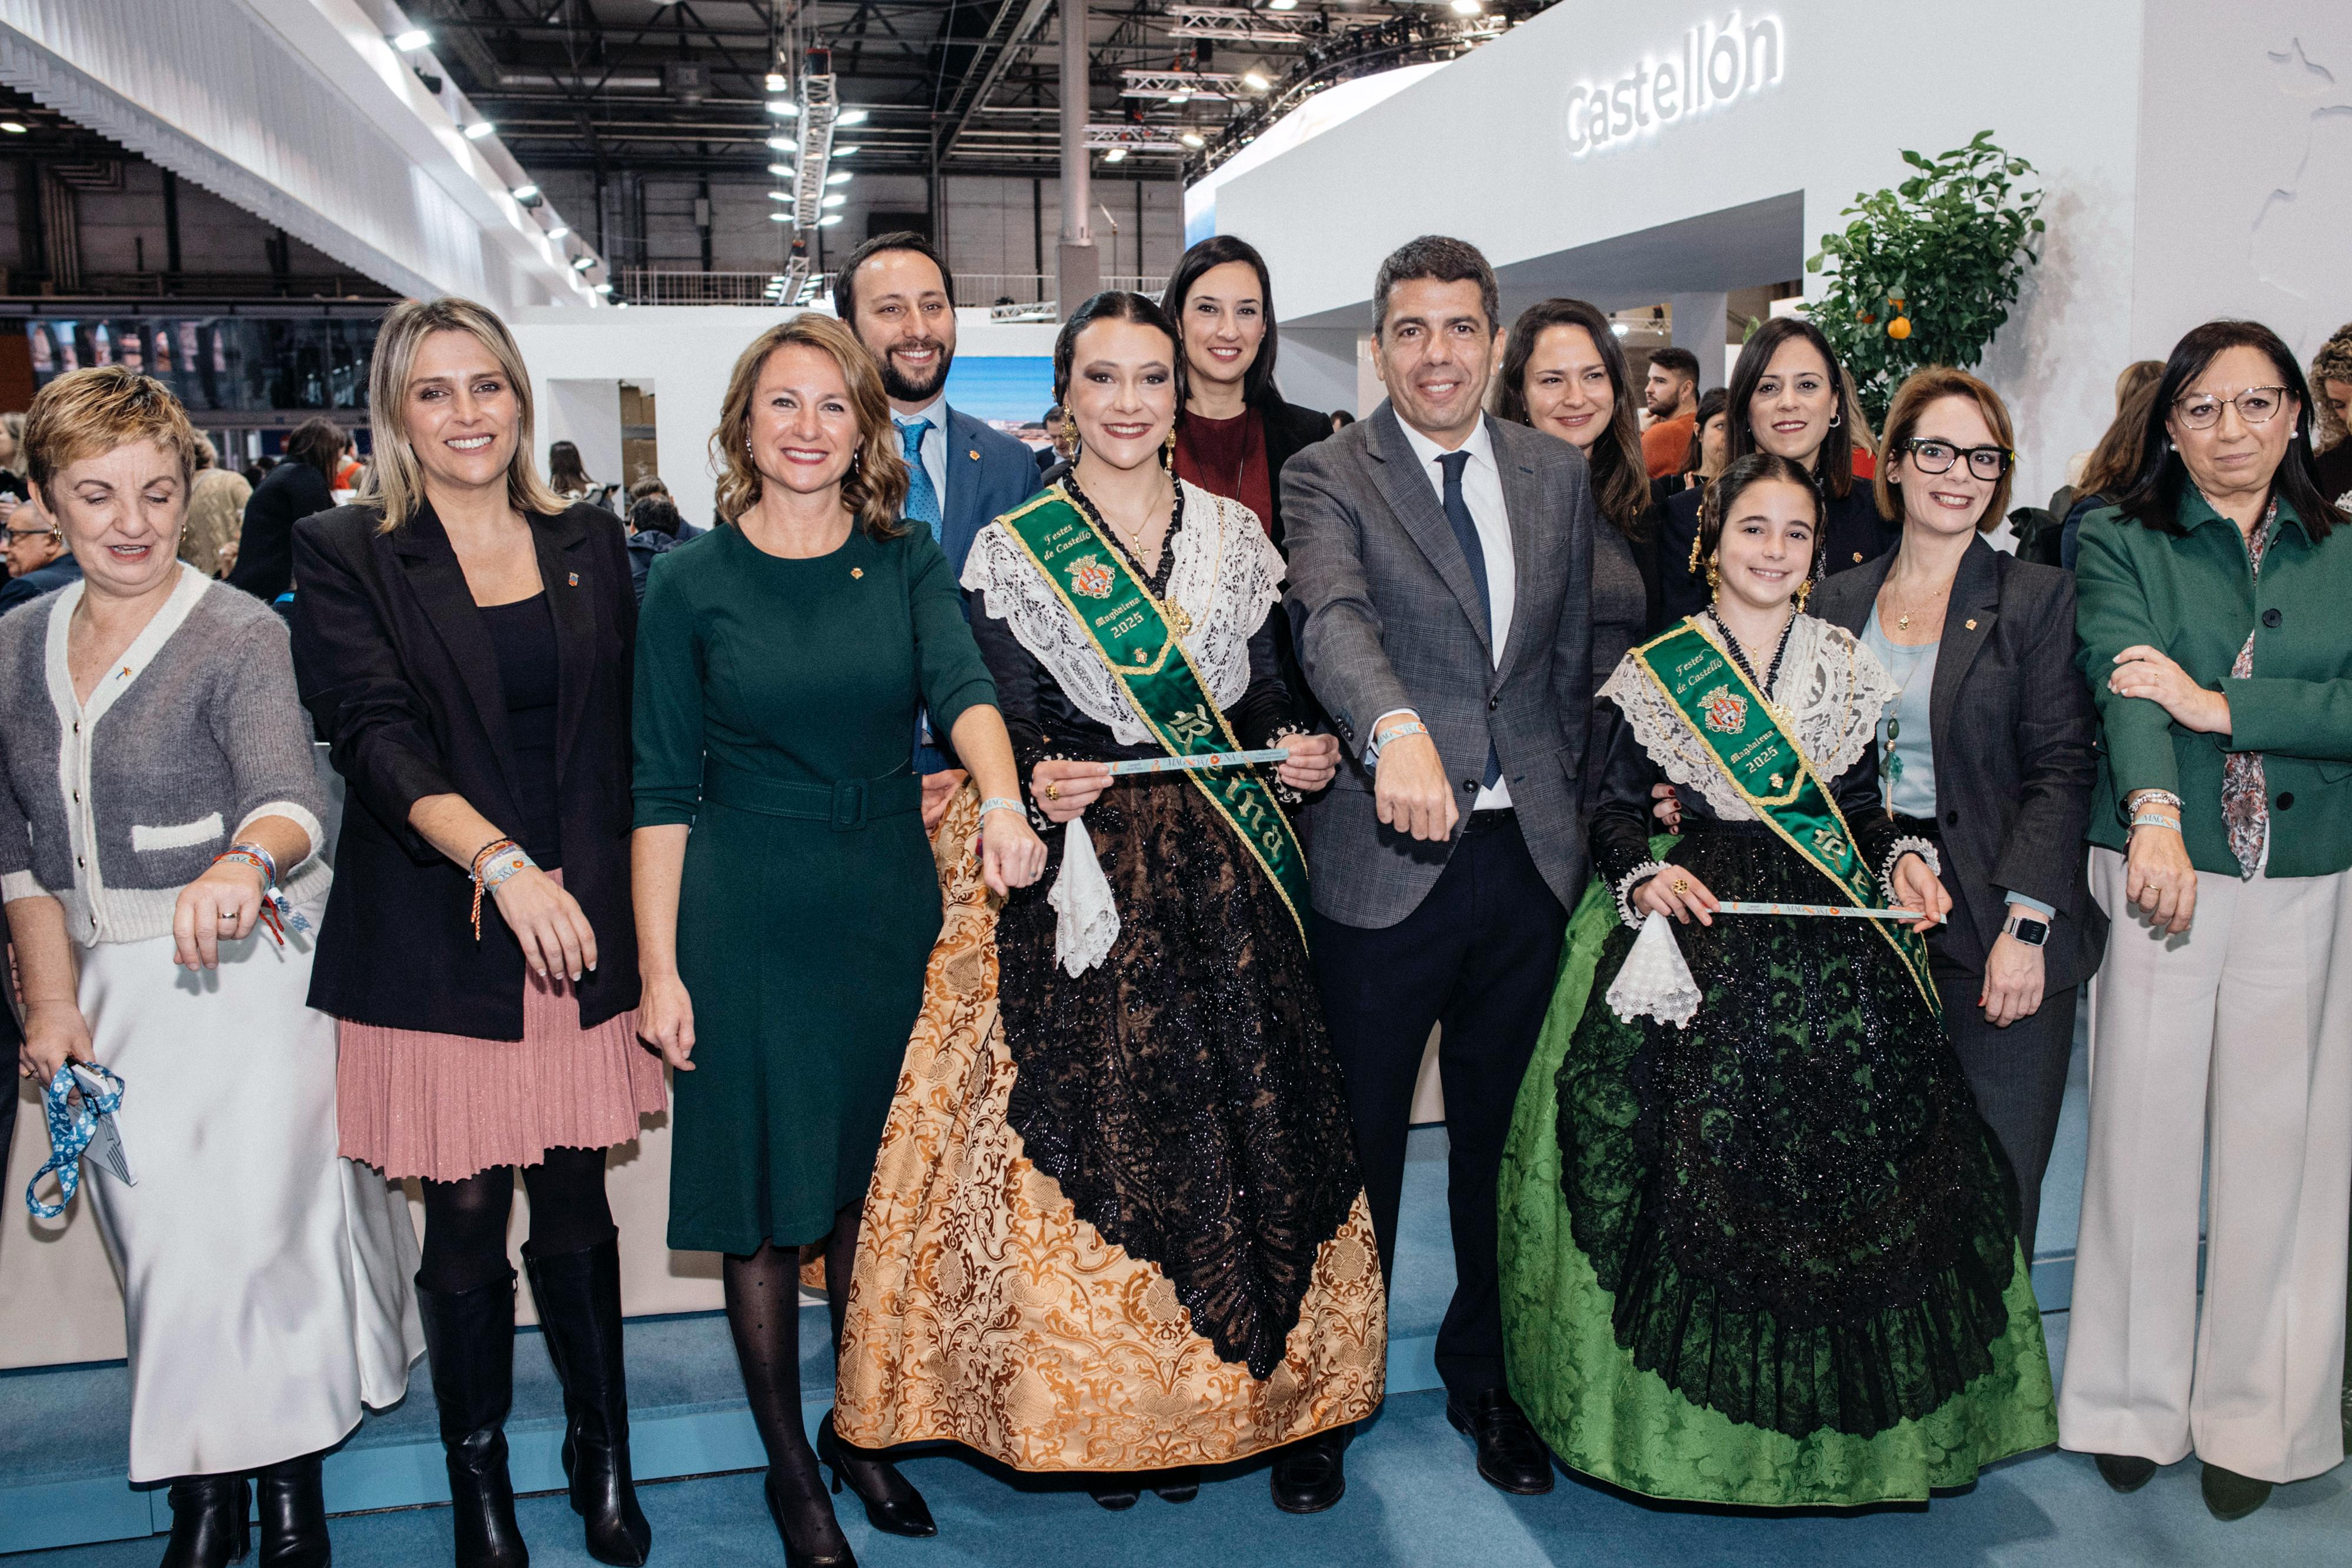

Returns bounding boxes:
[2002,911,2050,948]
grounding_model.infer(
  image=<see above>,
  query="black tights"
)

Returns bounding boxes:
[418,1146,616,1295]
[724,1199,864,1468]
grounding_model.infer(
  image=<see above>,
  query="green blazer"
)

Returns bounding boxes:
[2074,492,2352,878]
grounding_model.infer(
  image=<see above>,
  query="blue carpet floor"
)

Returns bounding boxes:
[10,1022,2348,1564]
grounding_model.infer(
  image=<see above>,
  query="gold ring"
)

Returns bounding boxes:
[1045,781,1060,801]
[1672,878,1690,894]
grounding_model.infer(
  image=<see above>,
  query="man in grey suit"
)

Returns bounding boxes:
[1282,236,1595,1499]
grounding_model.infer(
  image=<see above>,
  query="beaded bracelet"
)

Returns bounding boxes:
[2127,788,2185,813]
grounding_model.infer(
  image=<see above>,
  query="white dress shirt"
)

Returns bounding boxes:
[891,394,950,519]
[1374,416,1516,811]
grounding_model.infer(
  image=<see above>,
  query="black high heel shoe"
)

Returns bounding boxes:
[764,1463,856,1568]
[254,1452,331,1567]
[159,1475,250,1568]
[815,1411,937,1538]
[525,1239,653,1567]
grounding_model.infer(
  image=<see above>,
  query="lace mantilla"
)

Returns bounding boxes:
[1597,616,1897,821]
[962,479,1285,745]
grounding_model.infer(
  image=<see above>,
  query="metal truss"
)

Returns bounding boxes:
[1118,69,1245,99]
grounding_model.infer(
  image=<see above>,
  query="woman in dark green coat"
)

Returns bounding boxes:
[632,312,1044,1568]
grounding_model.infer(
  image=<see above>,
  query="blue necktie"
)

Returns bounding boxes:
[898,417,942,543]
[1438,449,1502,790]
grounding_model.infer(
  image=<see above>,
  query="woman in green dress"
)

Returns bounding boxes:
[632,312,1045,1568]
[1496,453,2057,1506]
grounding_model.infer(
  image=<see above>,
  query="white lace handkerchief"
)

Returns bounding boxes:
[1048,815,1120,976]
[1603,912,1702,1029]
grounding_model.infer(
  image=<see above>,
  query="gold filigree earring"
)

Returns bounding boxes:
[1163,425,1178,465]
[1061,412,1080,452]
[1686,529,1704,574]
[1793,576,1812,613]
[1705,556,1721,597]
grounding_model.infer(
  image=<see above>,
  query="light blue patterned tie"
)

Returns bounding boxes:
[898,417,941,543]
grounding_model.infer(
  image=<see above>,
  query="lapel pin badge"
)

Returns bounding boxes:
[851,566,864,579]
[968,449,981,461]
[567,571,580,587]
[1965,618,1978,630]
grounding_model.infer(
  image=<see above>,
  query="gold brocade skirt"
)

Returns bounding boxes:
[834,788,1386,1470]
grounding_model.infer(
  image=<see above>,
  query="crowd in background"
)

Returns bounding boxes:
[3,238,2351,1568]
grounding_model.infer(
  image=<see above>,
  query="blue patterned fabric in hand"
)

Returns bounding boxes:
[899,418,942,543]
[26,1061,123,1219]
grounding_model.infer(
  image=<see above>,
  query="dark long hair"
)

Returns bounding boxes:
[1495,297,1648,538]
[1725,316,1855,500]
[1160,234,1281,410]
[1051,290,1181,410]
[285,416,345,482]
[1685,386,1728,474]
[2116,319,2346,541]
[1698,451,1826,593]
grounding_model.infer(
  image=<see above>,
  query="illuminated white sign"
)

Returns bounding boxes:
[1565,11,1785,158]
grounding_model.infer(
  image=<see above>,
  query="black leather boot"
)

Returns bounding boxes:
[524,1239,653,1567]
[254,1452,330,1567]
[159,1475,249,1568]
[417,1273,530,1568]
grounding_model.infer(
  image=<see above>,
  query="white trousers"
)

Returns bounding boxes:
[2057,847,2352,1483]
[78,891,422,1482]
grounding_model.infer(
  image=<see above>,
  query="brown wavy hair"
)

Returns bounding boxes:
[711,313,907,537]
[1873,366,2017,532]
[1495,297,1649,539]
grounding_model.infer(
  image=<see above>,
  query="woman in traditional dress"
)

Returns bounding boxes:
[1496,451,2058,1506]
[836,290,1386,1516]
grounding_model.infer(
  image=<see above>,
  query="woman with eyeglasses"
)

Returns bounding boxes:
[2057,319,2352,1522]
[1659,317,1899,622]
[1813,367,2103,1262]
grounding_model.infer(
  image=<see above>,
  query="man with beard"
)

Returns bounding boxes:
[834,231,1041,829]
[1639,345,1701,478]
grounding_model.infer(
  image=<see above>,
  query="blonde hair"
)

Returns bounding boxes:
[24,366,203,504]
[362,296,562,533]
[1873,366,2017,533]
[710,313,908,538]
[2311,322,2352,450]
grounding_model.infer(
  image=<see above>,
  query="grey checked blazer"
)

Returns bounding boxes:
[1282,402,1596,928]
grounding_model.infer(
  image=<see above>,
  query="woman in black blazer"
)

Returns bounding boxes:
[226,416,343,603]
[292,298,662,1568]
[1661,316,1899,622]
[1813,367,2104,1254]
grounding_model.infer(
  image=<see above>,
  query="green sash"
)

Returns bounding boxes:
[1630,618,1938,1011]
[996,484,1310,944]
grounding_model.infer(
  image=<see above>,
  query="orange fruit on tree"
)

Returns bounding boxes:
[1887,316,1912,340]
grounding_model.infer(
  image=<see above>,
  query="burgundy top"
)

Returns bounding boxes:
[1174,407,1274,533]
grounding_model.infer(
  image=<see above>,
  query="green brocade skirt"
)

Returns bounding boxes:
[1498,829,2057,1506]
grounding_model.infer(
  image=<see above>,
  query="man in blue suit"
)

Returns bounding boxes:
[834,231,1041,830]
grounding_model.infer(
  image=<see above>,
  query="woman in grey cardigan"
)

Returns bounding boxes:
[0,369,417,1568]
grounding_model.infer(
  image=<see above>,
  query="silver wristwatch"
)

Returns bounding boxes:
[2002,911,2050,947]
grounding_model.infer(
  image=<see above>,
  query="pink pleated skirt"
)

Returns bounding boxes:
[336,962,668,1183]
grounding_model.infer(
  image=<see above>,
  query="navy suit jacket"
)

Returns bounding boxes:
[916,406,1043,774]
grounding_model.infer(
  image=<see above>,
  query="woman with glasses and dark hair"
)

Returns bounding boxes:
[1813,367,2104,1259]
[837,291,1378,1519]
[2058,319,2352,1523]
[1659,317,1897,621]
[1497,451,2054,1506]
[1497,297,1663,797]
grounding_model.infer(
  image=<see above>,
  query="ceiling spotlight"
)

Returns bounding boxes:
[545,224,569,240]
[510,183,539,202]
[832,145,859,156]
[1102,146,1128,163]
[818,214,843,226]
[1168,90,1191,105]
[392,28,432,52]
[769,190,793,201]
[768,162,792,176]
[1450,0,1482,12]
[1178,130,1205,148]
[825,169,852,185]
[836,108,868,126]
[572,256,596,272]
[1267,0,1296,9]
[766,135,793,151]
[765,72,787,92]
[767,99,800,117]
[1241,69,1271,91]
[596,283,614,296]
[769,212,792,223]
[0,122,26,135]
[463,121,496,141]
[821,193,847,208]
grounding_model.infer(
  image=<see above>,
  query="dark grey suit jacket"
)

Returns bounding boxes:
[1282,403,1596,928]
[1814,536,2107,987]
